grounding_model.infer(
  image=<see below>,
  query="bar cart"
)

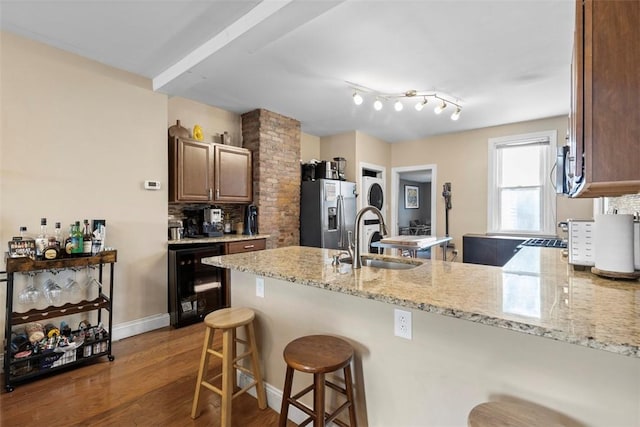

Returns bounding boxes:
[2,250,117,392]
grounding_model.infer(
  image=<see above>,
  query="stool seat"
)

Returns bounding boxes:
[205,306,255,329]
[468,401,570,427]
[284,335,354,374]
[279,335,357,427]
[191,307,267,427]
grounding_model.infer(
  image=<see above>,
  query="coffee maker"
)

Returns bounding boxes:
[243,204,258,235]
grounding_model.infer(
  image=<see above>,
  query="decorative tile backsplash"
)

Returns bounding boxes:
[606,194,640,216]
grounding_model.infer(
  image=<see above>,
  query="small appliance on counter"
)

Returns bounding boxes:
[567,219,595,268]
[168,219,183,240]
[333,157,346,180]
[183,209,204,238]
[244,204,258,235]
[301,159,340,181]
[203,207,223,237]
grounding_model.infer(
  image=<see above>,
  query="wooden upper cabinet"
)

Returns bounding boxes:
[169,136,252,203]
[569,0,640,197]
[214,144,252,203]
[169,137,214,202]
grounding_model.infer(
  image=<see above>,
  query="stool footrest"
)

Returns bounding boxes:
[201,380,223,396]
[290,383,315,402]
[326,401,352,425]
[233,380,259,400]
[326,379,347,394]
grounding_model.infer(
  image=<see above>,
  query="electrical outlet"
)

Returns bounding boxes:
[256,277,265,298]
[394,309,412,340]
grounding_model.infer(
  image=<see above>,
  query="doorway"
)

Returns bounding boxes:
[390,164,437,240]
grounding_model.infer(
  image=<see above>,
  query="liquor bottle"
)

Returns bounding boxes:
[11,226,35,258]
[43,237,59,260]
[65,224,75,256]
[35,218,49,259]
[82,219,93,256]
[54,222,63,250]
[71,221,83,256]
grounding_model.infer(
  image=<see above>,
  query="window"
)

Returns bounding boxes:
[487,130,557,235]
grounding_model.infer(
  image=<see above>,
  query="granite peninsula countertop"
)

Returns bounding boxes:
[203,246,640,358]
[167,234,269,245]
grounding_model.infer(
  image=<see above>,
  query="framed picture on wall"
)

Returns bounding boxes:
[404,185,419,209]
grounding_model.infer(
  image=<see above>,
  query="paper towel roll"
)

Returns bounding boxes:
[634,221,640,270]
[595,214,635,273]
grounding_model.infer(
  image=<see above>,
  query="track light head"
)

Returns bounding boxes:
[451,107,461,121]
[394,100,404,111]
[373,99,383,111]
[434,100,447,114]
[352,92,363,106]
[415,97,428,111]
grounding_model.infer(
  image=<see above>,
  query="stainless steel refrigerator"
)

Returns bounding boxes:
[300,179,357,249]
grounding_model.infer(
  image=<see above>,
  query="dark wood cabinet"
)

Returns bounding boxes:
[225,238,266,255]
[568,0,640,197]
[214,144,252,203]
[169,136,252,203]
[169,137,214,202]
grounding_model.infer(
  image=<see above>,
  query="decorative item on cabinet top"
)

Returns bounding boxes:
[193,124,204,141]
[168,120,189,139]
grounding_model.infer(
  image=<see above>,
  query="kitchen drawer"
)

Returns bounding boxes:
[226,239,266,254]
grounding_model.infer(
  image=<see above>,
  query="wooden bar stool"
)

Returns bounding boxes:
[468,401,571,427]
[279,335,357,427]
[191,307,267,427]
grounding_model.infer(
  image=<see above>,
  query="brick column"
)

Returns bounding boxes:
[241,109,301,249]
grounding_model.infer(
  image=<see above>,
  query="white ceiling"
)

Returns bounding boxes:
[0,0,575,143]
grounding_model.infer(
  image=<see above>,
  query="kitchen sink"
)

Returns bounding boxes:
[340,256,421,270]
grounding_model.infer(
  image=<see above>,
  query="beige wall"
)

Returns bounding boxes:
[355,130,391,180]
[320,131,357,181]
[1,32,168,343]
[300,132,320,163]
[391,116,594,254]
[167,97,241,147]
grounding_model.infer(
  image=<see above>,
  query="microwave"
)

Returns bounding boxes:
[556,145,584,196]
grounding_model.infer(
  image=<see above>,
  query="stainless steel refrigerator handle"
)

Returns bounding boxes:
[337,194,344,248]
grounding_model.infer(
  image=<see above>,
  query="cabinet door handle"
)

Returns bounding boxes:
[216,188,220,199]
[244,245,255,249]
[208,188,212,200]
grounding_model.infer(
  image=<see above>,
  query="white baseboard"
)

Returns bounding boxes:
[238,371,309,425]
[111,313,170,341]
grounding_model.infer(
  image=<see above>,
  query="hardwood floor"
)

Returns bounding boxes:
[1,323,294,427]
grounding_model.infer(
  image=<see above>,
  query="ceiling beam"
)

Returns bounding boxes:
[152,0,294,91]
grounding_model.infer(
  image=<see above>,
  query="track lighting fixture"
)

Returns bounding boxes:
[434,100,447,114]
[347,82,463,120]
[352,91,363,106]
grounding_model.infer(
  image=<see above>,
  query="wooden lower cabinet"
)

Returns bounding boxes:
[225,239,266,255]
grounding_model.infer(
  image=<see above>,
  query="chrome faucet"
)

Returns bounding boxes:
[353,206,388,269]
